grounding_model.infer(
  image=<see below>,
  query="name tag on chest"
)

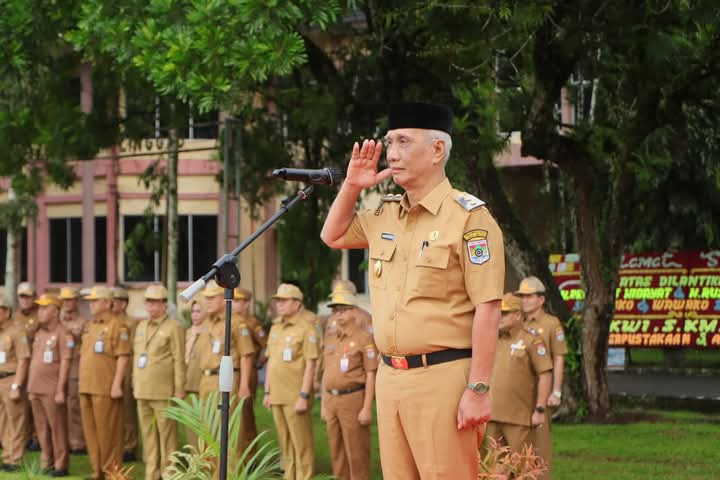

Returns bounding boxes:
[340,357,349,372]
[282,347,293,362]
[0,351,6,364]
[212,340,222,354]
[137,353,148,369]
[94,340,104,354]
[43,350,53,364]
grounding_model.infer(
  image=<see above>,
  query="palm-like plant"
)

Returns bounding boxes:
[164,392,282,480]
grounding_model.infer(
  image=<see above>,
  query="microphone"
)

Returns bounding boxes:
[272,167,344,186]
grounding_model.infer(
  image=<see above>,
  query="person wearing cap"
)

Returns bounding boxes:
[321,281,378,480]
[321,102,505,479]
[79,286,132,480]
[263,283,320,480]
[28,293,72,477]
[59,287,87,454]
[516,276,567,478]
[112,287,139,463]
[485,294,551,463]
[184,298,206,448]
[14,282,39,339]
[133,284,185,480]
[0,295,31,471]
[195,280,256,456]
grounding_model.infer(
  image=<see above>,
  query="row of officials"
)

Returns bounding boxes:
[0,275,565,480]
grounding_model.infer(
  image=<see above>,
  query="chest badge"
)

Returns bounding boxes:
[429,231,439,241]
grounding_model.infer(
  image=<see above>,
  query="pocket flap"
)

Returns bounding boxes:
[415,246,449,269]
[369,242,397,261]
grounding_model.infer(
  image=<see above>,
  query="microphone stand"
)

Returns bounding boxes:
[179,184,315,480]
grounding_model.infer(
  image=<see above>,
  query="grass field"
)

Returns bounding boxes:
[3,400,719,479]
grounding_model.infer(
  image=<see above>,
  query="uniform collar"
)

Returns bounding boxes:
[149,314,167,326]
[335,320,356,339]
[399,177,452,216]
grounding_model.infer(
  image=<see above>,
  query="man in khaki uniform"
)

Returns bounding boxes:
[79,286,132,480]
[263,284,319,480]
[184,299,206,447]
[321,102,505,479]
[28,293,72,477]
[516,276,568,478]
[113,287,139,462]
[485,294,551,459]
[321,281,378,480]
[0,295,31,471]
[196,280,256,456]
[14,282,39,338]
[59,287,87,454]
[133,285,185,480]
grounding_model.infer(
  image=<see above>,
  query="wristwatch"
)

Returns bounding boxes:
[552,390,562,399]
[467,381,490,395]
[299,391,310,400]
[535,406,546,413]
[10,383,20,391]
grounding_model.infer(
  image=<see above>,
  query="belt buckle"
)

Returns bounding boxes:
[203,369,211,376]
[330,389,340,395]
[390,355,409,370]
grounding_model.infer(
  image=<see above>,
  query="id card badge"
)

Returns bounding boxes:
[282,347,293,362]
[0,351,6,364]
[340,356,349,372]
[212,340,221,354]
[66,339,75,349]
[43,350,53,364]
[137,353,148,369]
[94,340,104,353]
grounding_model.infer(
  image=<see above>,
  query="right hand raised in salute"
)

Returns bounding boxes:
[344,139,391,190]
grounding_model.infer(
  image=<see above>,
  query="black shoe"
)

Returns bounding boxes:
[49,469,69,477]
[70,448,87,455]
[1,463,20,472]
[122,451,137,462]
[27,438,41,451]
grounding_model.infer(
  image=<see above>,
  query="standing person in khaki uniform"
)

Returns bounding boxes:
[184,299,206,447]
[321,102,505,479]
[485,294,551,459]
[79,286,132,480]
[28,293,72,477]
[133,285,185,480]
[59,287,87,454]
[0,295,31,471]
[196,281,256,456]
[516,276,568,478]
[113,287,139,462]
[263,284,319,480]
[14,282,39,338]
[321,281,378,480]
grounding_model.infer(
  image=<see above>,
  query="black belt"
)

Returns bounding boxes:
[202,368,239,376]
[326,385,365,396]
[382,348,472,370]
[0,371,13,379]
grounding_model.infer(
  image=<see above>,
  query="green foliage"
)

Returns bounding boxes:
[479,436,547,479]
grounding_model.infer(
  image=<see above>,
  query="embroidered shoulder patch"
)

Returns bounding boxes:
[455,193,486,211]
[534,339,547,356]
[463,229,490,265]
[556,327,565,342]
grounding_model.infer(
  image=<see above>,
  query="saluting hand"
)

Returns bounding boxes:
[456,389,490,431]
[345,140,391,189]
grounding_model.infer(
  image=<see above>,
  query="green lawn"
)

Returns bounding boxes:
[4,401,719,479]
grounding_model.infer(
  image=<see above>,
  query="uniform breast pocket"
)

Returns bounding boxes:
[511,348,528,359]
[411,246,450,298]
[150,333,170,356]
[368,242,397,290]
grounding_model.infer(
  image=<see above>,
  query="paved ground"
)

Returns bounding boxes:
[609,371,720,400]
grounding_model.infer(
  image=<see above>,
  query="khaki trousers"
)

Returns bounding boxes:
[123,373,139,455]
[528,409,553,479]
[138,399,177,480]
[484,421,532,453]
[324,389,370,480]
[376,359,478,480]
[80,394,124,479]
[0,383,29,465]
[271,404,314,480]
[29,393,69,471]
[67,376,85,450]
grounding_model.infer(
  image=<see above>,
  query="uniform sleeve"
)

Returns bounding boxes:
[461,208,505,305]
[14,331,31,360]
[234,322,257,356]
[172,325,186,396]
[361,332,379,372]
[549,317,568,356]
[338,210,371,247]
[59,329,72,362]
[528,338,553,374]
[303,326,320,361]
[250,316,268,349]
[115,322,132,356]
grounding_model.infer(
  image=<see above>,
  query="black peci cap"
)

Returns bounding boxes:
[388,102,454,134]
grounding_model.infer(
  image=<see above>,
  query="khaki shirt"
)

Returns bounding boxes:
[340,178,505,355]
[196,313,256,373]
[490,327,551,426]
[0,320,31,383]
[78,313,132,396]
[60,310,88,380]
[13,307,39,339]
[266,312,320,405]
[133,315,185,400]
[185,324,206,392]
[243,314,268,351]
[322,318,378,391]
[525,311,568,358]
[28,322,72,395]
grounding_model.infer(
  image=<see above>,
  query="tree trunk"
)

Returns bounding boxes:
[167,118,179,310]
[4,189,18,309]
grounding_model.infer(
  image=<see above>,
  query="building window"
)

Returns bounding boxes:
[348,249,368,294]
[123,215,218,282]
[95,217,107,283]
[49,218,83,283]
